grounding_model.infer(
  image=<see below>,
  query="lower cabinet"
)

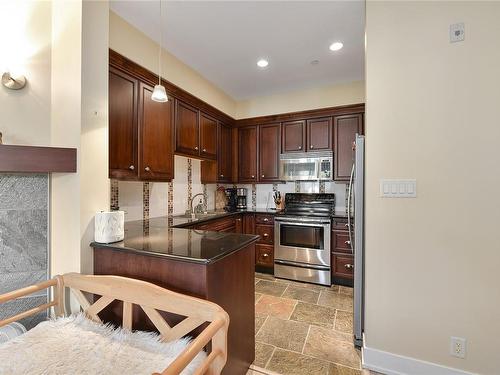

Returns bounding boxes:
[256,244,274,268]
[331,218,354,286]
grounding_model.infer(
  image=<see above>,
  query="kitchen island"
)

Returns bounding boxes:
[91,216,259,375]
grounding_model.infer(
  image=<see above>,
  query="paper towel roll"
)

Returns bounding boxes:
[94,211,124,244]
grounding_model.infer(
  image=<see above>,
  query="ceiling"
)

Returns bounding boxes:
[110,1,365,101]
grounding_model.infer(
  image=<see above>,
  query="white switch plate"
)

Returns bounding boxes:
[450,22,465,43]
[380,179,417,198]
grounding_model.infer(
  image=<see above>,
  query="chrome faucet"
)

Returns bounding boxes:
[189,193,206,217]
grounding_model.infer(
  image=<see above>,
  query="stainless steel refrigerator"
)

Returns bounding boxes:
[347,134,365,347]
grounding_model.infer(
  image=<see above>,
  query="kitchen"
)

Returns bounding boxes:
[104,2,366,374]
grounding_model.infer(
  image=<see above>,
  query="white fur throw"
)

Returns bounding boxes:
[0,314,206,375]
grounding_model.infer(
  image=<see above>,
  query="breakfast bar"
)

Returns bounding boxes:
[91,217,259,375]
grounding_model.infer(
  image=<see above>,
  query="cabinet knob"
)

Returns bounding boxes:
[310,145,314,149]
[220,174,224,178]
[298,146,302,150]
[344,264,354,269]
[261,174,265,178]
[263,253,269,257]
[145,166,151,172]
[263,218,269,222]
[194,146,199,150]
[128,165,135,170]
[263,233,269,237]
[251,175,255,179]
[202,148,206,152]
[344,223,349,228]
[344,240,351,245]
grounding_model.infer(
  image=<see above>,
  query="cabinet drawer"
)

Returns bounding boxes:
[332,230,353,254]
[332,255,354,280]
[255,214,274,225]
[332,219,350,230]
[196,216,236,232]
[256,244,274,267]
[255,224,274,244]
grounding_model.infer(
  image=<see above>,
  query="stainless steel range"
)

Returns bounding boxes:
[274,193,335,286]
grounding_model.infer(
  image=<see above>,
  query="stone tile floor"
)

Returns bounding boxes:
[250,272,377,375]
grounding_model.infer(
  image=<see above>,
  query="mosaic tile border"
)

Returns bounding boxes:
[187,158,193,212]
[252,184,257,209]
[143,182,150,221]
[110,179,119,210]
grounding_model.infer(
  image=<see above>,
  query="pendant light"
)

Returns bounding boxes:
[151,0,168,102]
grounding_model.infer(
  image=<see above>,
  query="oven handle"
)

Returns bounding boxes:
[275,218,331,226]
[275,259,331,271]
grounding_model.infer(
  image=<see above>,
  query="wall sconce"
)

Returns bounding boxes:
[2,72,27,90]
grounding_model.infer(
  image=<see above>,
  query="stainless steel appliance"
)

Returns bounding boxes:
[274,193,335,286]
[349,134,365,347]
[236,188,247,210]
[279,151,333,181]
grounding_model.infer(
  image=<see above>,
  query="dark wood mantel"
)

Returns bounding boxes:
[0,144,77,173]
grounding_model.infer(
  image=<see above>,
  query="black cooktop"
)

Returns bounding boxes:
[277,193,335,217]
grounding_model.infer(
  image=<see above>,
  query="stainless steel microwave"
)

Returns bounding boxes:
[279,152,333,181]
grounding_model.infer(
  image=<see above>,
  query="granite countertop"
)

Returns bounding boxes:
[91,216,259,265]
[170,208,280,228]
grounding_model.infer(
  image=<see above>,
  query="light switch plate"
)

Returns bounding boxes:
[380,179,417,198]
[450,22,465,43]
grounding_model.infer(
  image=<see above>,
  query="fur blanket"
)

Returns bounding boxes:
[0,314,206,375]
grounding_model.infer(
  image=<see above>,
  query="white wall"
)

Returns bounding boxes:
[365,2,500,374]
[0,1,52,145]
[235,80,365,119]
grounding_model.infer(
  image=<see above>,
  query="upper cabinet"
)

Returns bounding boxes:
[218,123,232,182]
[333,114,363,181]
[238,126,258,182]
[175,100,200,157]
[138,82,174,181]
[200,113,217,160]
[259,123,280,182]
[282,120,306,153]
[307,117,332,152]
[109,68,138,180]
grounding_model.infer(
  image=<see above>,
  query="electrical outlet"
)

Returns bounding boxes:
[450,336,467,358]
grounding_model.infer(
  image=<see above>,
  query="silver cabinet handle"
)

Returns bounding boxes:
[298,146,302,150]
[344,223,349,228]
[220,174,224,178]
[251,175,255,179]
[128,165,135,170]
[344,264,354,269]
[263,218,269,222]
[194,146,199,150]
[261,174,265,178]
[344,240,351,245]
[202,148,206,152]
[145,166,151,172]
[263,253,269,257]
[263,233,269,237]
[310,145,314,149]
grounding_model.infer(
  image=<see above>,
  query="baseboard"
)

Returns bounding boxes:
[362,345,476,375]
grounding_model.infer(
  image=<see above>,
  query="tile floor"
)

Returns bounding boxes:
[251,272,367,375]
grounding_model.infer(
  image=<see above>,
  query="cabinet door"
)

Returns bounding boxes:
[334,114,363,181]
[138,82,174,181]
[256,244,274,268]
[307,117,332,151]
[175,100,199,157]
[282,120,305,153]
[259,123,280,182]
[243,213,255,234]
[109,68,138,179]
[200,113,217,160]
[238,126,258,182]
[218,123,232,182]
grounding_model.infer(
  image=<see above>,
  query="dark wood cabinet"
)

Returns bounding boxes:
[332,255,354,280]
[200,113,217,160]
[259,123,280,182]
[334,114,363,181]
[243,213,255,235]
[256,244,274,268]
[307,117,332,151]
[331,218,354,286]
[138,82,174,181]
[282,120,306,153]
[175,100,200,157]
[109,68,138,180]
[238,126,258,182]
[254,214,274,271]
[218,123,232,182]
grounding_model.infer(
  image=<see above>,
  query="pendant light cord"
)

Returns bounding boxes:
[158,0,162,85]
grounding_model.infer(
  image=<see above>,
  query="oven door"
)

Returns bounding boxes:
[274,218,331,266]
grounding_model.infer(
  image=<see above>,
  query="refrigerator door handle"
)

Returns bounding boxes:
[347,163,355,252]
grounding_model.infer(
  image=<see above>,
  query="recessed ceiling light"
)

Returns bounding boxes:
[310,60,320,65]
[257,59,269,68]
[329,42,344,51]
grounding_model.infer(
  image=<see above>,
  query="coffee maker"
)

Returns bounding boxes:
[224,188,238,212]
[237,188,247,210]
